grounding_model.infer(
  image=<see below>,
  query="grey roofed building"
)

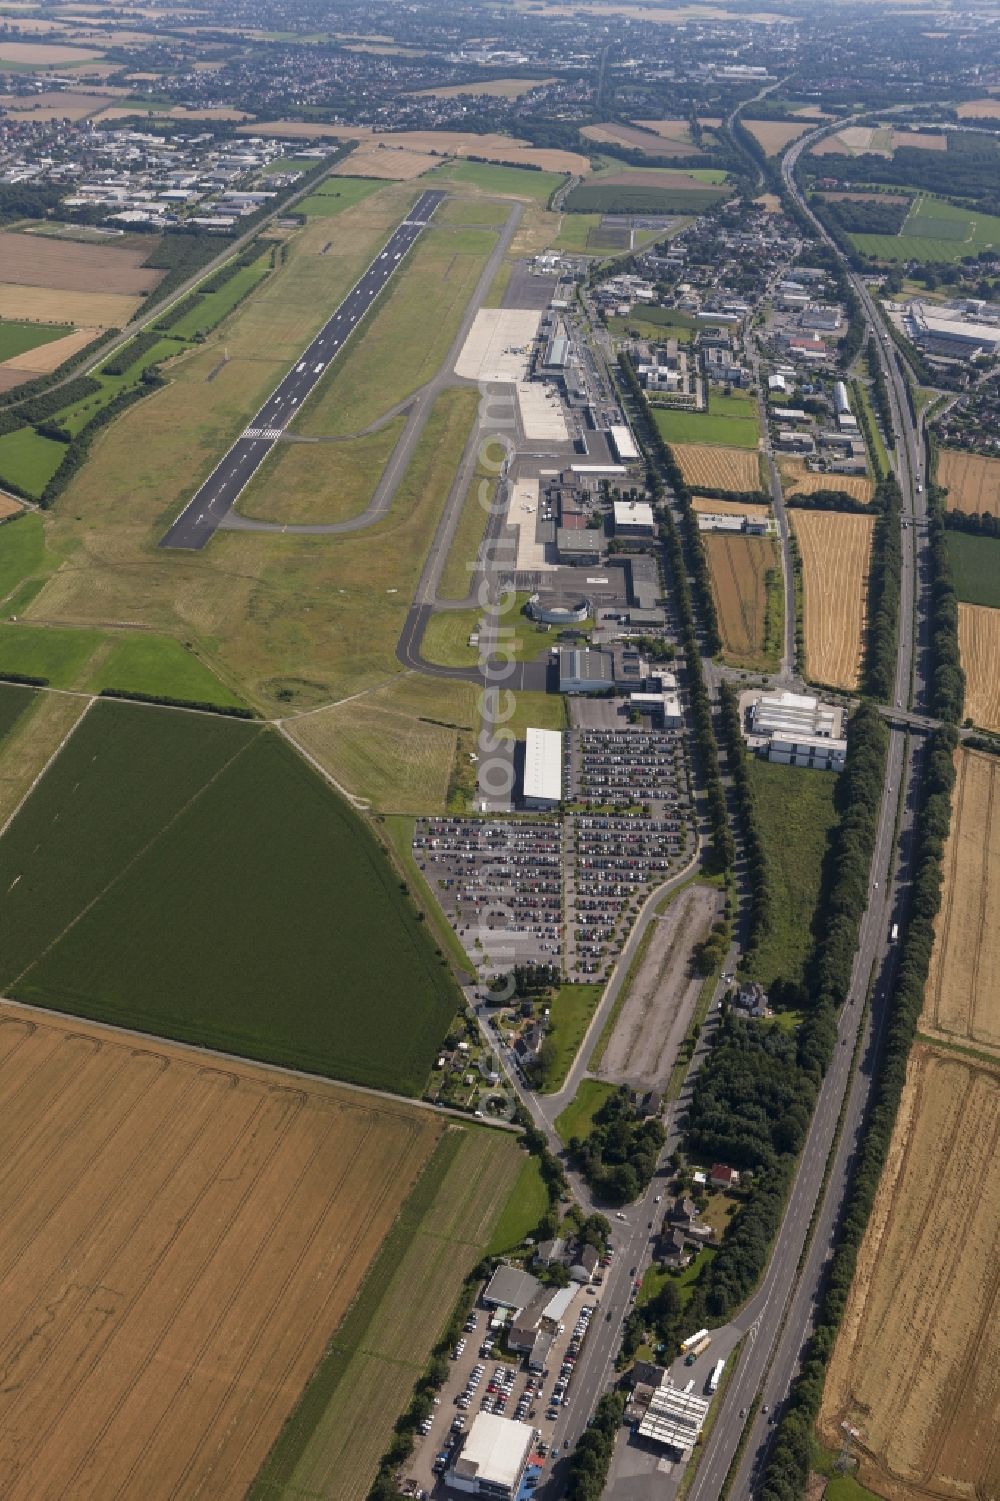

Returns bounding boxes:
[556,527,603,563]
[629,1359,668,1389]
[482,1265,543,1314]
[559,647,614,694]
[569,1243,600,1282]
[534,1237,566,1267]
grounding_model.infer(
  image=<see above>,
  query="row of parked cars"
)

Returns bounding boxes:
[544,1303,594,1419]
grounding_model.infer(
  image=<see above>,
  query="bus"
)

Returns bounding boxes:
[680,1329,709,1354]
[707,1359,725,1395]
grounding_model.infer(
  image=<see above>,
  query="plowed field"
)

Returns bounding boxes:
[0,231,161,293]
[791,508,873,689]
[819,1043,1000,1501]
[924,748,1000,1057]
[673,442,760,491]
[938,448,1000,517]
[959,602,1000,732]
[0,1002,441,1501]
[705,532,779,668]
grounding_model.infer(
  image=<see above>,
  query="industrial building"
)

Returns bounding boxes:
[522,727,563,809]
[745,689,847,771]
[909,300,1000,360]
[559,647,615,694]
[613,499,657,538]
[557,528,603,565]
[637,1384,712,1458]
[447,1413,536,1498]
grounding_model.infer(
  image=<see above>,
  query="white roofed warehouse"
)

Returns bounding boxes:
[522,728,563,809]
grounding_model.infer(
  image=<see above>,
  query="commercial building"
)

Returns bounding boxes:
[447,1412,535,1498]
[559,647,614,694]
[910,300,1000,360]
[745,689,847,771]
[522,727,563,809]
[557,528,603,565]
[613,499,657,538]
[609,424,640,463]
[638,1384,712,1458]
[482,1265,542,1314]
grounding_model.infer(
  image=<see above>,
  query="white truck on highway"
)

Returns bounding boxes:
[707,1358,725,1395]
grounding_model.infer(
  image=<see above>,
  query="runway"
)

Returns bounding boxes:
[159,188,445,551]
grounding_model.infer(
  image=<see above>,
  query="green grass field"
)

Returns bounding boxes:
[742,758,838,988]
[554,1078,616,1145]
[0,622,104,684]
[853,379,889,478]
[851,192,1000,263]
[0,426,66,498]
[438,456,499,600]
[88,634,247,706]
[420,596,543,669]
[0,680,34,741]
[297,177,384,216]
[428,159,566,201]
[0,319,72,361]
[167,254,272,340]
[0,700,460,1095]
[946,530,1000,607]
[651,390,760,450]
[486,1153,549,1252]
[565,183,729,214]
[250,1125,523,1501]
[540,984,604,1092]
[0,512,46,602]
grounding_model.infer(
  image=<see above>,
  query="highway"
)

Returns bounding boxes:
[683,124,930,1501]
[160,188,444,551]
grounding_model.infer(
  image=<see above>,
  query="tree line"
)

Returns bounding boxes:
[863,472,902,703]
[925,472,966,723]
[617,352,734,875]
[758,725,957,1501]
[718,681,774,960]
[564,1391,627,1501]
[0,331,115,412]
[568,1086,666,1205]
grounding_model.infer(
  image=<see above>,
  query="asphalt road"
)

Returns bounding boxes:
[159,189,445,551]
[682,124,929,1501]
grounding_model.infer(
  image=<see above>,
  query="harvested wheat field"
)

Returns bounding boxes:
[0,88,112,119]
[938,448,1000,517]
[237,123,588,174]
[333,142,438,179]
[705,532,779,668]
[0,39,103,63]
[673,442,761,491]
[743,118,815,154]
[924,748,1000,1058]
[0,284,140,327]
[410,76,555,98]
[0,1001,442,1501]
[634,115,722,137]
[957,97,1000,119]
[0,324,98,373]
[959,602,1000,733]
[692,495,771,518]
[0,230,161,294]
[582,121,694,155]
[779,454,873,503]
[0,494,23,518]
[819,1042,1000,1501]
[791,508,873,689]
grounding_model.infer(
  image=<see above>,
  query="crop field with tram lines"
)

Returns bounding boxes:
[819,1042,1000,1501]
[0,1002,444,1501]
[938,449,1000,517]
[959,603,1000,732]
[923,748,1000,1057]
[704,532,780,669]
[672,442,762,491]
[790,508,874,689]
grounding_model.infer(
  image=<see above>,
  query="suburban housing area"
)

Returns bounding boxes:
[0,1,997,1500]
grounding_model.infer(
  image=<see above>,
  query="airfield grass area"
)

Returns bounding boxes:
[0,512,49,601]
[742,758,838,989]
[235,417,406,525]
[0,425,66,498]
[420,596,542,669]
[0,1003,443,1501]
[652,389,760,449]
[250,1125,524,1501]
[427,158,565,201]
[294,224,497,438]
[0,692,89,830]
[296,175,385,217]
[945,529,1000,607]
[286,674,480,815]
[0,318,72,360]
[0,698,460,1095]
[850,192,1000,263]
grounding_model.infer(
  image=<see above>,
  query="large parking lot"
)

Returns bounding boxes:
[568,814,688,976]
[567,729,689,817]
[413,818,563,972]
[402,1279,605,1498]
